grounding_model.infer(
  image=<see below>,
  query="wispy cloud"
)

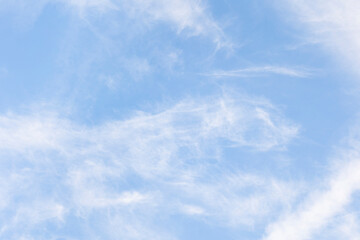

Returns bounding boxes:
[258,2,360,239]
[121,0,230,48]
[173,171,300,227]
[263,137,360,240]
[1,0,229,48]
[0,93,298,238]
[204,66,311,78]
[63,0,117,11]
[277,0,360,76]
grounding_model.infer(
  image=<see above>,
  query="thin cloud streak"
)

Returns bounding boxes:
[204,66,311,78]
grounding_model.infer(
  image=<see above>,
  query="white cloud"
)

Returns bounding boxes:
[0,93,298,154]
[1,0,229,47]
[121,0,229,48]
[14,202,66,224]
[204,66,311,78]
[0,113,71,152]
[0,93,298,238]
[263,140,360,240]
[261,3,360,237]
[181,204,205,216]
[61,0,230,46]
[277,0,360,75]
[174,171,300,227]
[63,0,116,10]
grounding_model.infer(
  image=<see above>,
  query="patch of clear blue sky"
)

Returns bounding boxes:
[0,0,356,239]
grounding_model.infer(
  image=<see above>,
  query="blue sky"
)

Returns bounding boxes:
[1,0,360,239]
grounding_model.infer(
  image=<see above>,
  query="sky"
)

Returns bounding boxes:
[1,0,360,239]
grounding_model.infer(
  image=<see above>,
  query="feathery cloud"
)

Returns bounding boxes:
[278,0,360,75]
[1,0,229,47]
[0,94,298,238]
[263,137,360,240]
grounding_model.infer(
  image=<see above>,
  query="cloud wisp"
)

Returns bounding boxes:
[278,0,360,76]
[263,137,360,240]
[121,0,230,48]
[0,93,298,239]
[1,0,230,48]
[203,66,311,78]
[257,1,360,239]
